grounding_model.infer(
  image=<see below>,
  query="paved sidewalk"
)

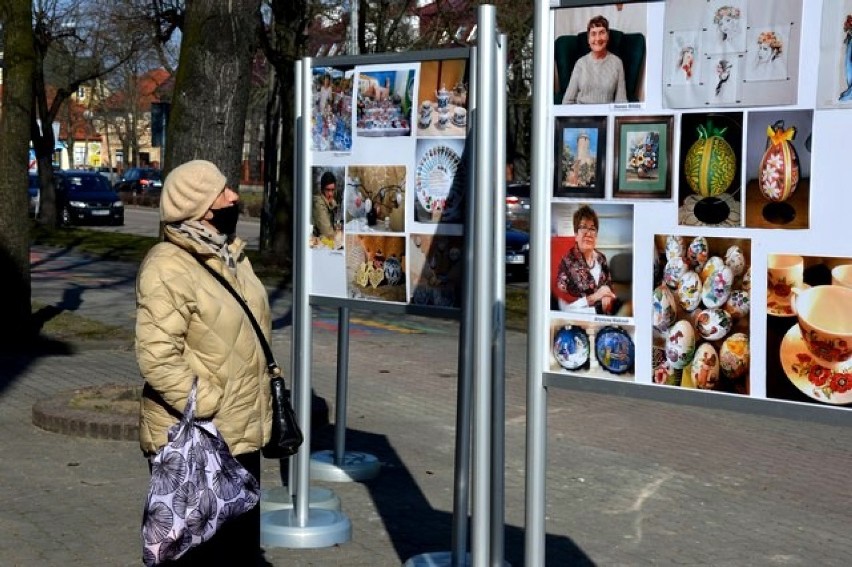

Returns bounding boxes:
[2,247,851,565]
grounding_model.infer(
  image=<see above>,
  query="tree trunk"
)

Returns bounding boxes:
[0,0,37,346]
[165,0,261,186]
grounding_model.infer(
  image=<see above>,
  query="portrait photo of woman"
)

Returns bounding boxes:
[551,203,634,317]
[561,15,628,104]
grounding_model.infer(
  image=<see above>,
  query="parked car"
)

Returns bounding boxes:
[506,224,530,280]
[28,173,40,218]
[506,182,530,231]
[113,167,163,202]
[96,166,119,185]
[55,169,124,226]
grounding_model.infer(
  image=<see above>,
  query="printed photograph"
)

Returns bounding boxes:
[345,234,407,303]
[408,233,464,308]
[744,109,812,229]
[677,111,743,227]
[552,2,649,105]
[355,67,416,138]
[766,254,852,408]
[613,115,674,200]
[417,59,469,137]
[310,166,344,250]
[554,116,606,199]
[311,66,355,152]
[344,165,406,234]
[549,319,636,380]
[817,0,852,108]
[414,138,466,224]
[551,202,633,318]
[652,234,752,395]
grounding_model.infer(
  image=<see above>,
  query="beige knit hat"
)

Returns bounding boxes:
[160,160,227,223]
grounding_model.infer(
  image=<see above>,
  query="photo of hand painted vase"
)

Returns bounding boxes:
[758,120,800,224]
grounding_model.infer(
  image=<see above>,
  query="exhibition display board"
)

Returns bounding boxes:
[540,0,852,417]
[307,52,471,313]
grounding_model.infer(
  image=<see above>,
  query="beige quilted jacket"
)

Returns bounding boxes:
[136,227,272,456]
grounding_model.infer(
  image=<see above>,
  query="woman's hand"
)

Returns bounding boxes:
[588,285,617,306]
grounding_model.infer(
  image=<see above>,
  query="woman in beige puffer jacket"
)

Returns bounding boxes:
[136,159,271,563]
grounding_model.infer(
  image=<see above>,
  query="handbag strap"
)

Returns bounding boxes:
[191,255,281,379]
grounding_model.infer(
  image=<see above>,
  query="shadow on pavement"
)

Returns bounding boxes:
[304,426,593,565]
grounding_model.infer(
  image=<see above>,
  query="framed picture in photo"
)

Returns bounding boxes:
[613,115,674,200]
[554,116,607,199]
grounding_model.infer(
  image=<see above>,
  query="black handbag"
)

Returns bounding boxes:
[194,258,304,459]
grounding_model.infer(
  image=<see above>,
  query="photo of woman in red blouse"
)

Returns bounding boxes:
[554,205,620,315]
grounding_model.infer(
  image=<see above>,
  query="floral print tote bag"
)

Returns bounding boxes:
[141,379,259,565]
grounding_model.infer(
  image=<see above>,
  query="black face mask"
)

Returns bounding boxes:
[208,204,239,235]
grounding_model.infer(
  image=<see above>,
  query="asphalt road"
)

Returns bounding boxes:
[86,205,261,250]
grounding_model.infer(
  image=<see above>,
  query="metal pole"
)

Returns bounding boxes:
[289,60,304,496]
[451,48,478,567]
[293,56,315,527]
[490,32,508,567]
[472,5,496,566]
[334,307,351,465]
[349,0,359,55]
[526,2,551,565]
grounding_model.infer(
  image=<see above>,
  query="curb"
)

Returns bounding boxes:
[32,384,138,442]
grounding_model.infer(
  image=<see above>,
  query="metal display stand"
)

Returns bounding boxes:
[406,6,508,567]
[310,307,381,482]
[261,59,352,549]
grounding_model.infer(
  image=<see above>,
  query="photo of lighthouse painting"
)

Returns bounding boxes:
[554,116,607,199]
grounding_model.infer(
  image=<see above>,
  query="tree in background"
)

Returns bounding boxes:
[0,0,38,346]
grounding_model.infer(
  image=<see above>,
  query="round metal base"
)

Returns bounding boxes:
[260,486,341,513]
[404,552,510,566]
[310,450,381,482]
[694,196,730,225]
[261,508,352,549]
[762,201,796,225]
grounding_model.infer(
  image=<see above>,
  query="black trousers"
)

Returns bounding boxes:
[156,451,262,566]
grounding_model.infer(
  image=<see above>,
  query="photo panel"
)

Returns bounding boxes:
[553,116,607,199]
[612,115,674,200]
[343,165,407,234]
[652,234,752,396]
[766,254,852,408]
[355,66,416,138]
[677,111,744,227]
[552,2,649,105]
[311,66,355,152]
[408,233,464,308]
[413,138,466,225]
[416,59,469,137]
[744,109,813,229]
[549,319,636,380]
[551,202,634,319]
[664,0,802,108]
[345,234,407,304]
[817,0,852,108]
[310,166,345,250]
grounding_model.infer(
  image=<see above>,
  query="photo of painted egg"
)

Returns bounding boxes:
[652,234,751,395]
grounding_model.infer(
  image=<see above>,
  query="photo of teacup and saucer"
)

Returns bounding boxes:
[778,281,852,405]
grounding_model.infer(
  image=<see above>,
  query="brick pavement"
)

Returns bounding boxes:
[1,247,851,566]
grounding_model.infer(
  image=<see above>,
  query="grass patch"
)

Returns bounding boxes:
[33,301,134,344]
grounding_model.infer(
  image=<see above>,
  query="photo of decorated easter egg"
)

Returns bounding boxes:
[665,320,696,370]
[699,256,725,282]
[665,235,685,261]
[676,270,702,312]
[686,236,709,270]
[663,257,687,289]
[723,289,750,320]
[719,332,749,379]
[701,266,733,308]
[741,266,751,292]
[552,326,590,371]
[684,121,737,197]
[758,122,800,203]
[595,326,635,375]
[694,307,733,341]
[724,245,746,277]
[653,284,677,332]
[690,342,720,390]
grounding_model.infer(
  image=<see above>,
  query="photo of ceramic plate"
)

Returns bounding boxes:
[594,326,635,375]
[767,283,809,318]
[780,324,852,405]
[552,326,590,371]
[415,145,461,215]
